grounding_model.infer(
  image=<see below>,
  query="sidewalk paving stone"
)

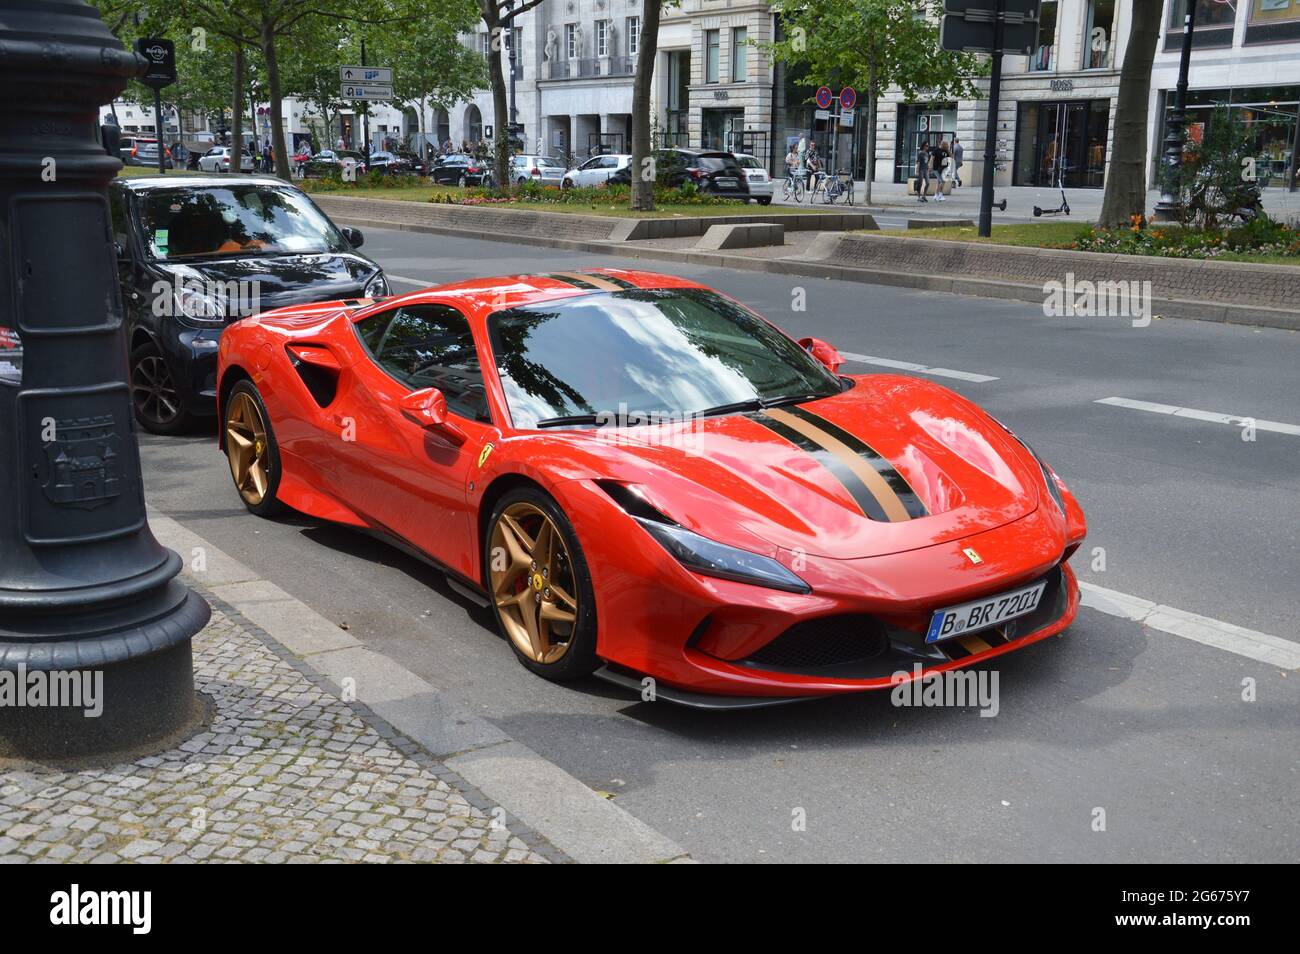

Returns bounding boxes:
[0,604,564,864]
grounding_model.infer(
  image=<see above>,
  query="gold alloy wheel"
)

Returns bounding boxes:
[489,502,579,664]
[225,390,272,506]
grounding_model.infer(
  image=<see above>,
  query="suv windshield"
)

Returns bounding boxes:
[488,288,841,429]
[136,184,346,261]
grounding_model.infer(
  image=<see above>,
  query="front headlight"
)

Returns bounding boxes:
[364,272,390,298]
[634,517,811,594]
[174,286,227,328]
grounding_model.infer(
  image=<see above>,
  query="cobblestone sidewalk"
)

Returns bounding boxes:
[0,604,562,864]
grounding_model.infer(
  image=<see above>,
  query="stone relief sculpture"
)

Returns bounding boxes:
[573,23,584,58]
[545,28,557,61]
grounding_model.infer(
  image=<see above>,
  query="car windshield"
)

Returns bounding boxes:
[137,184,346,261]
[488,288,841,429]
[737,156,762,169]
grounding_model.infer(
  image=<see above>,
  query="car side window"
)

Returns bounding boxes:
[108,188,130,246]
[355,304,490,423]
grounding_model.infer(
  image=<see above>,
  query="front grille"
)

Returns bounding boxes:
[743,615,889,673]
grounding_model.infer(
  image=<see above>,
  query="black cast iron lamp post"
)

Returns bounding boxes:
[0,0,208,758]
[1153,0,1198,222]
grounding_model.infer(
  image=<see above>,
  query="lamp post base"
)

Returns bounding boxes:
[0,585,208,762]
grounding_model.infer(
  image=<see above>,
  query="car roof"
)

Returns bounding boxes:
[389,268,708,316]
[113,173,293,191]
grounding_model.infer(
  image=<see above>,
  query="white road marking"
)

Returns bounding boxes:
[386,274,431,287]
[1080,581,1300,669]
[1095,396,1300,436]
[840,352,999,383]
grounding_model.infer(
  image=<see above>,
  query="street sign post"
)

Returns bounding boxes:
[340,84,394,101]
[815,86,834,110]
[940,0,1039,236]
[839,87,857,111]
[340,65,392,84]
[135,38,176,175]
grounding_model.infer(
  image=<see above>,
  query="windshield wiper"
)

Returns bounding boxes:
[534,413,601,428]
[693,392,830,418]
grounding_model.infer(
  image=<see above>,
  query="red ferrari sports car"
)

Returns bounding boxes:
[216,268,1086,707]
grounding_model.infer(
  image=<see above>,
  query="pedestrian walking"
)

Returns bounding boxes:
[935,140,952,202]
[915,138,931,202]
[953,136,964,187]
[929,139,946,201]
[806,142,823,197]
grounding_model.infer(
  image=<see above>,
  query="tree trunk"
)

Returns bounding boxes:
[1098,0,1162,228]
[261,21,291,181]
[231,44,244,158]
[479,6,510,189]
[631,0,663,211]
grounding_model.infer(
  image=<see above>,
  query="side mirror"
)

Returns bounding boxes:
[400,388,466,444]
[799,336,845,374]
[341,226,364,248]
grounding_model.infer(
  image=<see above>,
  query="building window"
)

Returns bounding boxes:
[627,17,640,56]
[1083,0,1115,69]
[705,29,720,84]
[1245,0,1300,43]
[478,32,490,61]
[565,23,577,58]
[1030,0,1057,71]
[1169,0,1238,28]
[731,27,748,83]
[1250,0,1300,19]
[596,20,609,57]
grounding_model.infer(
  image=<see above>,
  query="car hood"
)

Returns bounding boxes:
[546,376,1042,559]
[153,252,380,313]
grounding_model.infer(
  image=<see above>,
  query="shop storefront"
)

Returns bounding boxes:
[1013,98,1110,188]
[894,103,957,183]
[1154,85,1299,187]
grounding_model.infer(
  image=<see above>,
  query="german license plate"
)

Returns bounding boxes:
[925,581,1047,643]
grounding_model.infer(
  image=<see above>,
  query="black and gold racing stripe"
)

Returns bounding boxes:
[587,272,639,290]
[544,271,624,292]
[941,628,1009,660]
[779,406,929,519]
[749,411,892,521]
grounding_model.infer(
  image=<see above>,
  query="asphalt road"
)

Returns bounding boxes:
[138,227,1300,863]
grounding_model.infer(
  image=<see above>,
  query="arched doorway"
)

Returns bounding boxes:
[435,107,450,148]
[464,104,483,146]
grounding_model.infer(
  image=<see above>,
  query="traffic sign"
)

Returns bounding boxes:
[839,86,857,111]
[815,86,834,109]
[340,84,393,101]
[944,0,1039,14]
[340,65,393,84]
[135,37,176,89]
[940,14,1037,53]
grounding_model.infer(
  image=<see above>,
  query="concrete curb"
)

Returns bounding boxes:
[147,509,694,864]
[336,211,1300,331]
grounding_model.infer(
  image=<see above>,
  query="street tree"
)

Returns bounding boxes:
[1098,0,1162,228]
[370,2,486,158]
[475,0,546,187]
[766,0,984,204]
[630,0,666,211]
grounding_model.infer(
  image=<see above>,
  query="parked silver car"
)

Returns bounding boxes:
[510,154,567,187]
[197,146,254,173]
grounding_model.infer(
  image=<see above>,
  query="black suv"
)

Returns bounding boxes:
[110,174,388,434]
[610,148,750,198]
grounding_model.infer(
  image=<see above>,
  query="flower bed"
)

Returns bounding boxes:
[1068,215,1300,261]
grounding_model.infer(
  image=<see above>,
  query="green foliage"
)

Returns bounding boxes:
[1070,216,1300,260]
[449,182,742,208]
[1165,106,1266,230]
[765,0,986,107]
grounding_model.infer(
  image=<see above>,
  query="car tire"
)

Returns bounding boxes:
[516,176,527,185]
[458,174,468,188]
[223,380,286,517]
[758,197,772,205]
[486,486,599,682]
[129,341,192,435]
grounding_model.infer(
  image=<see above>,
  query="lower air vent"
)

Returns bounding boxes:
[744,615,889,672]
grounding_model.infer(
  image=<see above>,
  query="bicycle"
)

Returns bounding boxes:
[782,168,806,203]
[821,170,854,205]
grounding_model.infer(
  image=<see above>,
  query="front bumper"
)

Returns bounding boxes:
[563,478,1083,702]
